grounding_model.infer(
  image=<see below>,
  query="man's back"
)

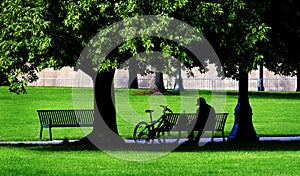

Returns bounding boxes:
[196,103,216,130]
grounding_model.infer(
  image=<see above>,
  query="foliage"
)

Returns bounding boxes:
[197,0,270,79]
[0,0,52,93]
[262,0,300,77]
[1,0,271,93]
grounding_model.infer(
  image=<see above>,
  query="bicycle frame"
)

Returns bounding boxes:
[133,105,173,143]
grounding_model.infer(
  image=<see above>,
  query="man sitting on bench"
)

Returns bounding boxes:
[185,97,216,144]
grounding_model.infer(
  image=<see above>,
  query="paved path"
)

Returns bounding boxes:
[0,136,299,146]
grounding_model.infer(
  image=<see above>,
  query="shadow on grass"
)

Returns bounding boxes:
[20,140,300,152]
[175,141,300,152]
[224,91,300,99]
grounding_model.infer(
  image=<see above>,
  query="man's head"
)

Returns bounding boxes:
[196,97,206,106]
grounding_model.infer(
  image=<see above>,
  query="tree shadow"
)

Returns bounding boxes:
[224,91,300,99]
[22,140,300,152]
[174,141,300,152]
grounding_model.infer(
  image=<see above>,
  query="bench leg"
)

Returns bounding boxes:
[49,127,52,141]
[40,127,43,140]
[211,131,215,142]
[178,131,182,139]
[222,131,226,142]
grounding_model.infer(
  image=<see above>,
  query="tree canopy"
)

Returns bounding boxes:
[1,0,271,94]
[262,0,300,90]
[2,0,287,144]
[0,0,52,93]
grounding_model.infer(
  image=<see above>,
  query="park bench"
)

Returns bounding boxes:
[161,113,229,142]
[37,109,94,141]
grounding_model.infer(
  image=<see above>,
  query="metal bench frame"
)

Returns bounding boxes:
[37,109,94,141]
[163,113,229,142]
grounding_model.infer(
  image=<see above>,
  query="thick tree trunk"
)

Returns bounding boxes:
[228,70,259,141]
[128,67,138,89]
[150,72,166,94]
[85,69,124,147]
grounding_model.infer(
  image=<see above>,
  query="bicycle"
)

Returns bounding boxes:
[133,105,173,143]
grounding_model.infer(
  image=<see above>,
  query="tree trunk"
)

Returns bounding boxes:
[258,62,265,91]
[296,66,300,92]
[228,70,259,141]
[150,72,166,94]
[85,69,124,148]
[128,67,138,89]
[173,63,184,92]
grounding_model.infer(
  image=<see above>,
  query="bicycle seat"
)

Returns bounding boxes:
[145,110,154,113]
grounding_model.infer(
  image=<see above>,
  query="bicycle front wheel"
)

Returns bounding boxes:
[133,121,151,142]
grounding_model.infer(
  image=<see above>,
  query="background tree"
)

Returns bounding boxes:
[128,67,139,89]
[0,0,52,93]
[262,0,300,91]
[178,0,270,141]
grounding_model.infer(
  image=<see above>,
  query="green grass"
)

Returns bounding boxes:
[116,89,300,139]
[0,142,299,176]
[0,86,299,175]
[0,86,299,141]
[0,87,93,141]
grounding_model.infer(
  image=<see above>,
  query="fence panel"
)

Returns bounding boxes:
[28,77,297,91]
[262,78,297,91]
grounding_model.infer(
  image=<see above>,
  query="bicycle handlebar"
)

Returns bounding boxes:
[160,105,173,113]
[160,105,166,109]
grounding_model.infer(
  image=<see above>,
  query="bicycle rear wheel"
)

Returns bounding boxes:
[133,122,151,142]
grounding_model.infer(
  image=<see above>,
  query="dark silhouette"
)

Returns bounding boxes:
[186,97,216,144]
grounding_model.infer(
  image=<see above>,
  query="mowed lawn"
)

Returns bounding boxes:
[0,141,299,176]
[0,86,299,176]
[0,86,299,141]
